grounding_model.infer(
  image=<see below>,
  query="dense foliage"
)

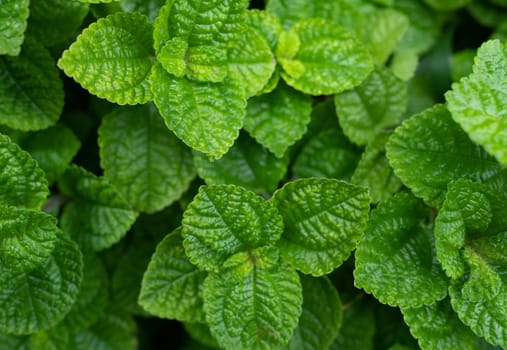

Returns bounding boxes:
[1,0,507,349]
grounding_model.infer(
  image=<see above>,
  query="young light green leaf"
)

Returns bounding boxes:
[20,125,81,185]
[445,40,507,164]
[246,10,282,53]
[59,165,138,251]
[0,38,64,131]
[293,129,360,180]
[119,0,165,22]
[227,27,276,98]
[139,228,207,323]
[0,206,57,272]
[203,248,302,349]
[26,0,89,47]
[402,299,484,350]
[0,233,83,335]
[58,12,154,105]
[98,104,195,213]
[272,178,370,276]
[330,301,375,350]
[334,67,407,145]
[0,133,48,209]
[244,81,312,157]
[424,0,471,10]
[285,275,342,350]
[277,18,373,95]
[151,64,246,160]
[386,104,502,208]
[182,184,284,271]
[193,132,289,195]
[0,0,29,56]
[390,49,419,81]
[354,193,448,308]
[351,133,403,204]
[362,9,409,65]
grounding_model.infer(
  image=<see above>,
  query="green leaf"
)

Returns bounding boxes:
[0,233,83,335]
[362,9,409,65]
[402,298,483,350]
[20,125,81,185]
[244,81,312,157]
[203,248,302,349]
[334,67,407,146]
[58,12,154,105]
[390,49,419,81]
[139,228,207,323]
[445,40,507,164]
[351,133,403,204]
[285,275,342,350]
[272,178,370,276]
[0,38,64,131]
[0,333,30,350]
[293,129,360,180]
[119,0,165,22]
[0,206,58,272]
[354,193,448,308]
[0,0,29,56]
[193,132,289,195]
[330,301,375,350]
[153,0,247,82]
[468,0,507,28]
[31,326,70,350]
[183,322,219,349]
[0,133,48,209]
[26,0,89,47]
[98,104,195,213]
[151,64,246,160]
[246,10,282,53]
[451,49,475,82]
[227,27,276,98]
[386,104,502,208]
[277,18,373,95]
[424,0,471,10]
[59,165,138,251]
[182,184,284,271]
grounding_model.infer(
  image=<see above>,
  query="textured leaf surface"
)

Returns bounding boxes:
[446,40,507,164]
[59,165,138,251]
[0,0,29,55]
[58,12,154,105]
[286,275,342,350]
[277,18,373,95]
[182,184,284,271]
[402,299,482,350]
[194,132,289,195]
[0,38,64,131]
[0,234,83,335]
[0,133,48,209]
[246,10,282,53]
[119,0,165,22]
[386,104,502,208]
[245,82,312,157]
[139,229,207,322]
[0,207,57,272]
[21,125,80,184]
[272,178,370,276]
[152,64,245,160]
[354,193,448,308]
[330,301,375,350]
[99,104,195,213]
[203,249,302,349]
[334,67,407,145]
[293,129,360,180]
[351,133,402,203]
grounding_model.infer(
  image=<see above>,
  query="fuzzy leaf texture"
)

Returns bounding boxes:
[0,38,64,131]
[354,193,448,308]
[0,133,48,209]
[139,228,207,323]
[151,64,246,160]
[58,165,138,251]
[203,247,302,349]
[98,104,195,213]
[271,178,370,276]
[277,18,373,95]
[182,184,284,271]
[58,12,154,105]
[386,104,502,208]
[0,0,29,56]
[446,40,507,164]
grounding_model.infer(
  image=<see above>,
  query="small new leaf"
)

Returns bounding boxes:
[0,0,29,56]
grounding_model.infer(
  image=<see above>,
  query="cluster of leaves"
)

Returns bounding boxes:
[1,0,507,349]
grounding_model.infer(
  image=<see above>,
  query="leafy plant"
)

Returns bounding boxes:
[1,0,507,349]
